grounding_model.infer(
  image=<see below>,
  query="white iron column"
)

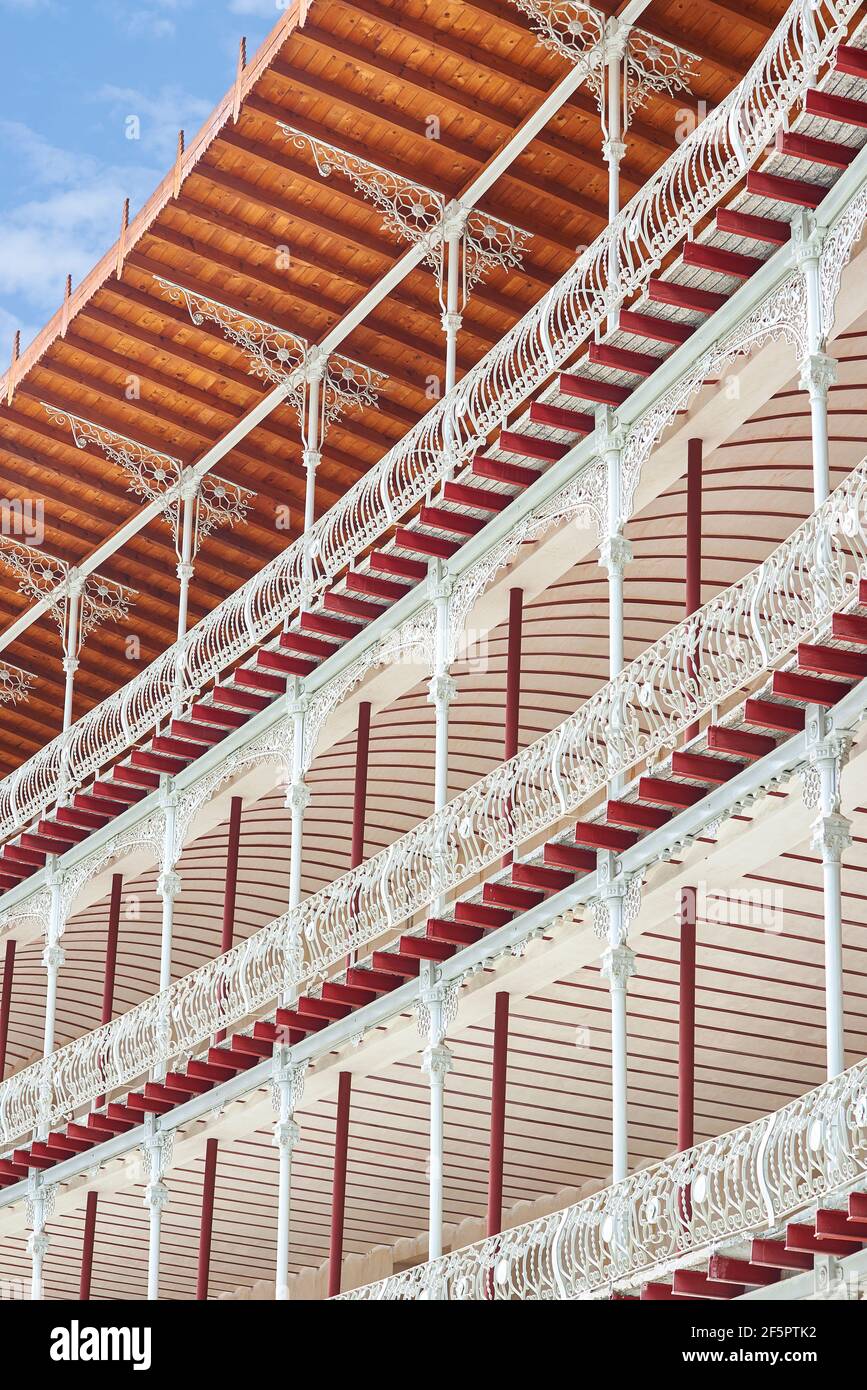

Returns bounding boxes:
[173,473,198,714]
[286,681,309,913]
[598,861,638,1184]
[420,977,453,1264]
[42,865,65,1057]
[27,1179,54,1302]
[142,1120,171,1302]
[61,572,83,732]
[427,565,455,916]
[272,1055,305,1301]
[303,357,324,536]
[157,786,179,996]
[805,709,852,1078]
[602,19,628,322]
[597,408,632,795]
[793,211,836,507]
[442,217,464,399]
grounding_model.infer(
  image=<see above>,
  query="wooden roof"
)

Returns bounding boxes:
[0,0,788,775]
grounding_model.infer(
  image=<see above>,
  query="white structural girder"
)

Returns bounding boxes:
[42,404,254,560]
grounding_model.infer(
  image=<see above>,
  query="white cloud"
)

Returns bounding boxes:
[94,83,213,163]
[228,0,284,15]
[0,305,39,363]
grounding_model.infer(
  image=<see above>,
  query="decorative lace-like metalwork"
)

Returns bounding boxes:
[0,660,33,706]
[0,537,135,648]
[340,1059,867,1299]
[2,449,866,1144]
[43,405,253,557]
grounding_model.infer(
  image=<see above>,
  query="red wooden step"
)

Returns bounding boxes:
[14,1147,53,1171]
[805,87,867,130]
[454,901,512,929]
[419,506,485,537]
[640,1282,682,1301]
[346,967,398,994]
[232,667,285,696]
[300,610,358,641]
[42,818,87,847]
[211,685,271,713]
[253,1021,279,1043]
[682,241,763,279]
[124,1091,173,1115]
[399,935,455,962]
[189,701,249,730]
[671,751,745,785]
[798,642,867,680]
[648,279,726,314]
[164,1071,212,1096]
[511,861,572,892]
[144,1081,189,1106]
[92,778,144,804]
[280,630,338,660]
[0,1158,28,1179]
[231,1033,274,1059]
[187,1059,236,1084]
[169,719,225,747]
[112,764,160,789]
[443,481,510,514]
[772,670,852,707]
[786,1222,851,1258]
[256,650,316,678]
[776,129,856,170]
[0,857,31,881]
[322,981,377,1008]
[618,309,693,346]
[672,1269,744,1300]
[368,550,428,582]
[638,776,705,809]
[528,402,594,434]
[297,995,350,1022]
[745,170,825,209]
[705,725,777,760]
[55,804,107,831]
[543,843,597,873]
[605,799,671,831]
[483,881,543,912]
[849,1191,867,1221]
[833,612,867,645]
[151,736,200,760]
[208,1046,256,1073]
[427,917,484,946]
[836,44,867,79]
[471,455,539,488]
[20,830,73,856]
[274,1008,327,1035]
[66,1123,101,1145]
[715,207,790,245]
[588,341,660,377]
[323,590,385,621]
[814,1209,867,1243]
[129,750,187,775]
[4,843,44,867]
[498,430,568,463]
[707,1255,778,1287]
[574,821,638,852]
[395,526,460,560]
[742,697,806,733]
[345,570,410,601]
[558,373,630,406]
[371,950,421,977]
[45,1134,82,1156]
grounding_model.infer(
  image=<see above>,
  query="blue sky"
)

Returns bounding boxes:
[0,0,284,361]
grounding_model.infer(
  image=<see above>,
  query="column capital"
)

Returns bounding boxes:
[602,138,627,169]
[599,533,633,575]
[61,655,80,677]
[790,209,824,267]
[594,404,624,456]
[285,780,311,815]
[42,943,65,971]
[427,564,453,603]
[422,1042,453,1083]
[175,559,194,583]
[143,1180,170,1213]
[601,943,637,990]
[427,672,457,708]
[157,869,182,902]
[302,447,322,473]
[440,309,463,336]
[811,811,852,861]
[799,351,837,399]
[27,1230,51,1260]
[273,1117,301,1153]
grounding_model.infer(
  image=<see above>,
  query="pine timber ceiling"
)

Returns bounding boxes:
[0,0,790,776]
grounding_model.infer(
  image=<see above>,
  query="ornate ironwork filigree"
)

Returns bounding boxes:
[0,660,34,706]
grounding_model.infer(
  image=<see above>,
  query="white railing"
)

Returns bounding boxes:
[0,0,855,848]
[1,454,865,1148]
[339,1057,867,1299]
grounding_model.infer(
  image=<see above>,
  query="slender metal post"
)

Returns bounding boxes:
[421,980,453,1263]
[157,790,179,996]
[502,588,523,868]
[196,1137,219,1301]
[428,565,455,916]
[273,1056,304,1301]
[0,938,15,1080]
[42,865,65,1058]
[794,211,836,507]
[286,682,309,914]
[486,992,509,1237]
[599,868,637,1185]
[442,223,464,401]
[327,1071,352,1298]
[143,1120,170,1302]
[805,710,852,1078]
[678,886,697,1152]
[685,438,702,742]
[173,475,198,716]
[597,408,631,796]
[61,574,82,733]
[79,1190,98,1301]
[28,1181,52,1302]
[602,19,628,324]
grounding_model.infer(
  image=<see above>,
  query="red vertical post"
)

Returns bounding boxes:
[486,992,510,1237]
[685,438,703,742]
[351,703,371,871]
[196,1137,219,1301]
[328,1071,352,1298]
[503,588,523,866]
[678,886,697,1152]
[216,797,242,1042]
[79,1190,98,1300]
[0,938,15,1080]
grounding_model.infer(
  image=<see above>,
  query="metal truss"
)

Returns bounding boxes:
[43,405,254,560]
[279,125,530,306]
